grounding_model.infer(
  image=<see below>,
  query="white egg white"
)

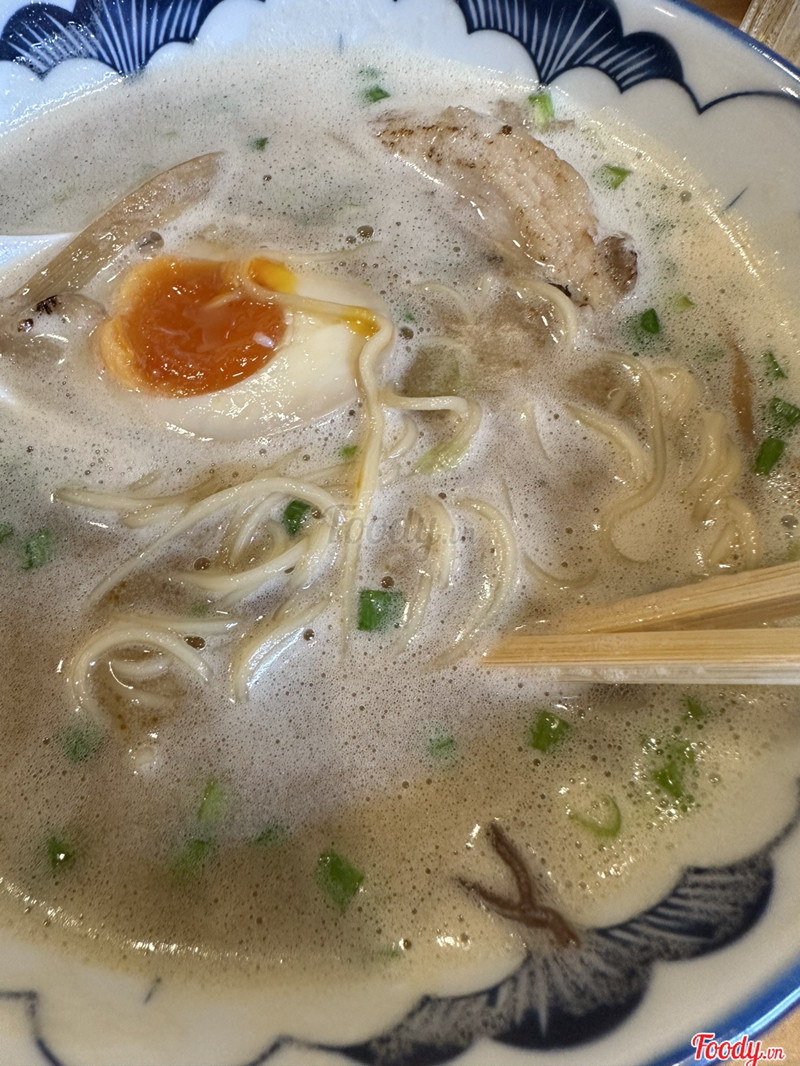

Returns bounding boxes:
[137,271,390,441]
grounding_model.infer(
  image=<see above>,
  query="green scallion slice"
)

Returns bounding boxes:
[527,90,555,131]
[339,444,358,462]
[528,710,571,753]
[768,396,800,433]
[316,849,364,913]
[357,588,404,632]
[652,762,687,801]
[61,721,102,764]
[197,777,227,825]
[171,838,215,883]
[427,734,457,762]
[652,742,695,804]
[22,528,53,570]
[755,437,785,476]
[765,350,787,380]
[638,308,661,335]
[250,136,269,151]
[672,294,695,312]
[282,499,311,537]
[626,309,664,351]
[569,795,621,839]
[597,164,632,189]
[362,85,390,105]
[682,695,707,723]
[0,523,13,544]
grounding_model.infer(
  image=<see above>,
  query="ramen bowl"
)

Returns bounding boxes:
[0,1,799,1065]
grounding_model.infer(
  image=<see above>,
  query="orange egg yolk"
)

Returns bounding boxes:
[97,256,288,397]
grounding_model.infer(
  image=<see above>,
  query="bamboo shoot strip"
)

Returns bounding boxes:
[485,629,800,685]
[13,153,221,308]
[555,559,800,633]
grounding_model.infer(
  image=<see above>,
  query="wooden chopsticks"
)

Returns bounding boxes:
[553,559,800,633]
[486,628,800,684]
[485,560,800,684]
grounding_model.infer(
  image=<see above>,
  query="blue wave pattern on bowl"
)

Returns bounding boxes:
[0,0,255,75]
[0,0,794,1063]
[449,0,684,93]
[0,829,781,1065]
[319,840,776,1066]
[0,0,686,89]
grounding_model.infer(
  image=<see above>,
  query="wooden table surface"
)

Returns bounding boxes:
[697,0,751,20]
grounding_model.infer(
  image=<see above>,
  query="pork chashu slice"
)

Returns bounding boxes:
[377,107,636,308]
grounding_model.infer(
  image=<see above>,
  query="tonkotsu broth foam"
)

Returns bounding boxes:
[0,48,800,992]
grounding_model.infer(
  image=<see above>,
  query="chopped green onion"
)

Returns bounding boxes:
[339,444,358,462]
[638,308,661,335]
[768,396,800,433]
[316,848,364,913]
[189,602,210,618]
[652,763,689,803]
[596,164,632,190]
[362,86,390,105]
[61,721,102,764]
[197,777,227,825]
[569,795,621,839]
[652,741,695,805]
[672,294,695,312]
[171,838,215,883]
[528,710,571,753]
[755,437,785,476]
[282,499,311,537]
[0,523,12,543]
[253,822,290,849]
[427,733,457,762]
[626,309,664,351]
[22,528,53,570]
[682,695,707,723]
[527,90,555,131]
[765,351,787,380]
[46,833,76,872]
[250,136,269,151]
[357,588,404,632]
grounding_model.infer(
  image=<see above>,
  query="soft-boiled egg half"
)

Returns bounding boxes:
[96,254,386,439]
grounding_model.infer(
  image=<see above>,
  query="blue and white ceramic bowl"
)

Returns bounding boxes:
[0,2,800,1065]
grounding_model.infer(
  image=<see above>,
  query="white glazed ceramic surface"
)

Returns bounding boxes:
[0,2,800,1064]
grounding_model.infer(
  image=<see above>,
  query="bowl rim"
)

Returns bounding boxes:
[1,2,800,1065]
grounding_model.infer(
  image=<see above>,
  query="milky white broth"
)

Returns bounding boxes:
[0,49,799,993]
